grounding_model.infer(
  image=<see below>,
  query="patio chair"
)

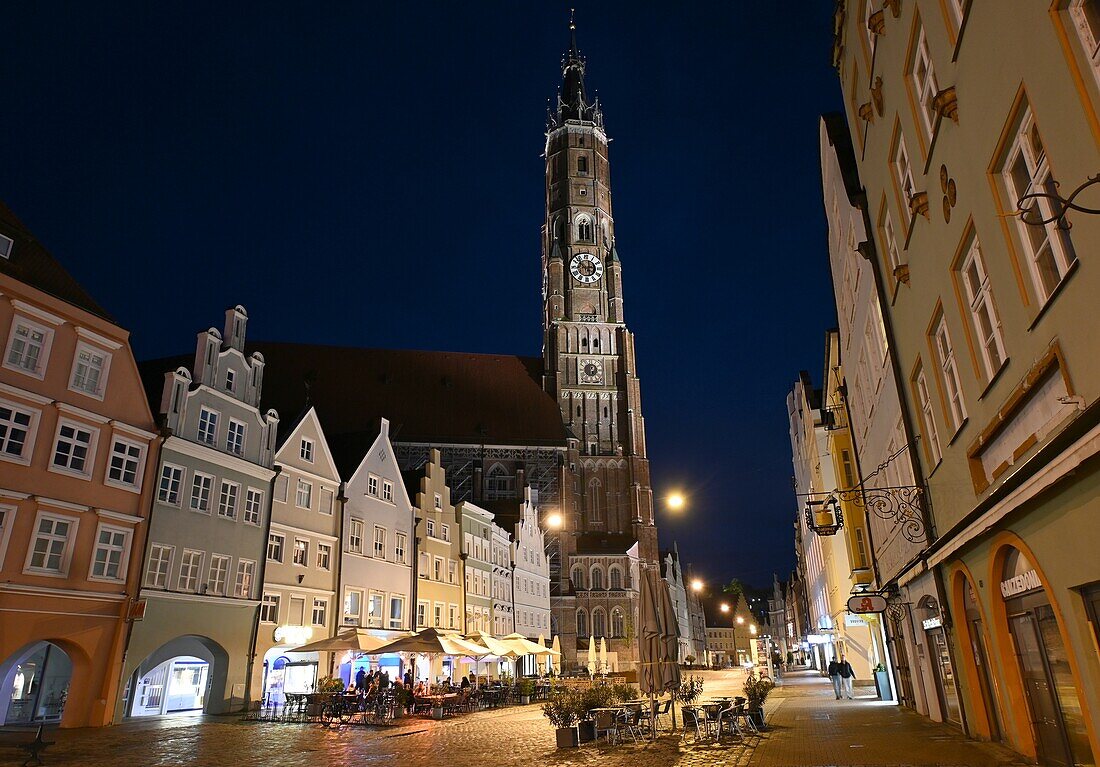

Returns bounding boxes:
[593,709,620,744]
[653,698,673,731]
[680,706,709,743]
[703,703,724,739]
[716,704,744,743]
[618,706,646,743]
[731,703,760,736]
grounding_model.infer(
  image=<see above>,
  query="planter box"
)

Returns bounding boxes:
[578,719,596,742]
[431,706,445,720]
[748,708,766,731]
[556,727,580,749]
[520,695,531,705]
[874,670,893,701]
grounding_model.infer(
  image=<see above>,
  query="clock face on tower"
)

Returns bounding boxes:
[569,253,604,284]
[579,358,604,384]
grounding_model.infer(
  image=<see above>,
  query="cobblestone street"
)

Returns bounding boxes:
[4,669,1031,767]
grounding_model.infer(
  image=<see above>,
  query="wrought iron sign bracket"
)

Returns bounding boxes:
[1013,173,1100,230]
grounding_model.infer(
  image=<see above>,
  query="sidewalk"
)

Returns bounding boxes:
[734,669,1030,766]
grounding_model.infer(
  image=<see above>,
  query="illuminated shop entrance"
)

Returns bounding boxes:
[130,656,209,717]
[0,642,72,725]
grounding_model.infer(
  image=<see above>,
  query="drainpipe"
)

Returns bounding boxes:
[332,482,347,677]
[460,552,469,634]
[247,464,281,712]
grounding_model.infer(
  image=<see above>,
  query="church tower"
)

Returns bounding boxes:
[542,16,657,564]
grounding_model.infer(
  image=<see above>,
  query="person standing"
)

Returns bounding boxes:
[837,654,855,700]
[355,667,367,694]
[827,657,842,700]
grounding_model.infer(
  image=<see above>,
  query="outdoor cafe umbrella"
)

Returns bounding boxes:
[365,628,490,681]
[587,636,597,677]
[638,566,681,737]
[657,573,683,693]
[599,636,608,675]
[289,628,404,654]
[501,633,558,657]
[537,634,548,674]
[551,635,561,674]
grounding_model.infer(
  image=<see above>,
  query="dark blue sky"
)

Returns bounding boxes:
[4,2,841,588]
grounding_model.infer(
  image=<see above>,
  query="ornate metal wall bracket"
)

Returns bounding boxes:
[836,485,928,544]
[804,497,844,536]
[1015,173,1100,229]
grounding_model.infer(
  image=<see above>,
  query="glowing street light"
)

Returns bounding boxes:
[545,512,563,530]
[720,603,730,613]
[750,624,758,635]
[690,579,704,592]
[736,616,745,625]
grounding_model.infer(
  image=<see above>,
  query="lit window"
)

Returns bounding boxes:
[317,543,331,570]
[959,237,1006,379]
[178,549,204,592]
[90,525,129,581]
[70,344,110,397]
[293,538,308,566]
[108,438,144,489]
[226,420,246,456]
[197,408,219,446]
[5,319,52,377]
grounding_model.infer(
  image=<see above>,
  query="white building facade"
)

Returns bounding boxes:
[511,488,550,641]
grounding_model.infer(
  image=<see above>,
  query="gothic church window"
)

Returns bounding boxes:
[609,566,622,590]
[592,607,606,638]
[611,608,625,638]
[577,608,589,636]
[591,565,604,590]
[572,566,585,590]
[578,156,588,174]
[485,463,515,500]
[578,216,593,242]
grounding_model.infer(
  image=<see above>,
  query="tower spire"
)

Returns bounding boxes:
[549,9,603,128]
[569,8,579,59]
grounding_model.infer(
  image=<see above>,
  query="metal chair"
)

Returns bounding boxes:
[593,709,620,744]
[731,703,760,736]
[680,706,709,743]
[653,698,673,731]
[618,705,646,743]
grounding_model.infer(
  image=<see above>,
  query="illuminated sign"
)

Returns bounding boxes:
[806,634,831,644]
[847,594,887,614]
[273,625,313,646]
[1000,569,1041,599]
[845,613,867,627]
[922,616,942,630]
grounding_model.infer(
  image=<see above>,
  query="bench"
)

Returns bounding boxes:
[0,725,54,767]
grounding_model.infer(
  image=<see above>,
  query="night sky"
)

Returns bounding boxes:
[4,2,842,588]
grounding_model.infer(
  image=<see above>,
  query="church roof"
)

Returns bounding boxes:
[574,532,636,556]
[0,201,112,320]
[550,14,603,128]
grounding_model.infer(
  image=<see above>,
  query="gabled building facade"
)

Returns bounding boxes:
[660,546,692,663]
[254,406,341,706]
[120,307,278,719]
[0,203,160,728]
[457,500,493,634]
[510,488,551,642]
[490,519,513,636]
[408,450,463,637]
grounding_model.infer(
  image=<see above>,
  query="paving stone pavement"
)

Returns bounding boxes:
[2,669,1030,767]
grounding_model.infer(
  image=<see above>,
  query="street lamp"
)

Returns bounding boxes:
[720,603,730,613]
[736,615,745,625]
[690,579,704,593]
[666,493,685,511]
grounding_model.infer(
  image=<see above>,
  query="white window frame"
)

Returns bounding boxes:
[932,315,967,431]
[197,407,220,446]
[441,523,450,543]
[146,543,174,588]
[319,487,334,515]
[367,475,378,496]
[367,590,385,627]
[373,525,386,559]
[1003,107,1077,303]
[316,542,332,571]
[382,480,393,502]
[260,592,281,624]
[395,532,407,564]
[274,474,289,503]
[300,437,314,462]
[882,211,903,280]
[267,533,285,563]
[433,602,443,628]
[88,522,131,583]
[0,398,40,466]
[434,556,444,581]
[4,316,54,380]
[189,472,214,514]
[295,479,312,509]
[224,367,236,393]
[433,493,442,510]
[915,366,944,466]
[106,435,145,492]
[959,237,1006,379]
[217,480,240,520]
[68,341,112,400]
[226,418,246,457]
[1071,0,1100,89]
[388,595,404,630]
[344,588,363,624]
[244,487,263,526]
[348,518,364,554]
[235,559,256,598]
[418,551,429,578]
[208,553,231,596]
[24,512,77,577]
[312,598,328,627]
[292,537,308,567]
[893,134,916,208]
[0,505,15,570]
[909,23,939,140]
[417,600,428,628]
[426,519,436,538]
[157,463,185,506]
[49,418,98,479]
[177,548,204,592]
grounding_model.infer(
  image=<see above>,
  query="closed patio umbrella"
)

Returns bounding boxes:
[657,576,682,692]
[551,635,561,674]
[587,636,597,677]
[637,566,662,696]
[599,637,608,675]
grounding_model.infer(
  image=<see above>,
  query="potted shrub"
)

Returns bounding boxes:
[674,675,703,706]
[542,689,581,748]
[518,678,535,705]
[311,675,344,717]
[683,654,697,668]
[743,672,775,731]
[577,686,613,742]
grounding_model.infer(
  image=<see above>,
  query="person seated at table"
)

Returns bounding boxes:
[460,675,470,690]
[414,680,428,697]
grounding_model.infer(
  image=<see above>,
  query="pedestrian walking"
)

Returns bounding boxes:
[827,658,842,699]
[837,654,855,700]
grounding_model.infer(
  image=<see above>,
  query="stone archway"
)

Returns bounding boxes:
[0,640,80,726]
[125,635,230,718]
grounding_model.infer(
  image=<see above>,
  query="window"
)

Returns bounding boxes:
[190,473,214,513]
[178,549,204,592]
[572,566,585,590]
[295,479,312,509]
[426,519,436,538]
[609,566,622,590]
[90,525,128,581]
[260,593,280,623]
[70,343,110,397]
[592,608,606,638]
[344,589,363,623]
[293,538,308,566]
[367,476,378,496]
[441,524,450,542]
[0,233,11,258]
[591,565,604,590]
[418,551,429,578]
[275,474,289,502]
[382,480,393,502]
[909,22,939,139]
[197,407,219,446]
[224,368,235,393]
[226,419,246,456]
[349,519,364,554]
[0,506,13,569]
[611,608,625,638]
[244,488,263,525]
[395,532,407,564]
[434,557,443,581]
[0,401,36,463]
[959,237,1006,378]
[158,464,184,505]
[577,216,593,242]
[5,318,52,377]
[267,533,285,563]
[577,155,588,173]
[374,526,386,558]
[300,438,314,462]
[218,481,240,520]
[915,364,943,466]
[235,559,256,598]
[434,602,443,628]
[577,608,589,637]
[417,601,428,628]
[448,604,458,629]
[932,315,967,430]
[1071,0,1100,87]
[319,487,334,515]
[51,421,95,476]
[882,211,903,280]
[208,554,230,596]
[317,543,332,570]
[893,133,916,207]
[433,493,442,510]
[365,592,385,627]
[448,560,457,584]
[312,598,328,627]
[1003,107,1076,302]
[854,527,869,568]
[146,544,173,588]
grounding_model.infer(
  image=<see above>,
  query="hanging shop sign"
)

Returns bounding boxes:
[1000,569,1041,599]
[273,625,313,646]
[847,594,888,614]
[922,616,942,630]
[845,613,868,627]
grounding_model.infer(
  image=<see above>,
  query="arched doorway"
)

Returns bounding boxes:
[126,635,228,718]
[917,594,962,726]
[953,570,1003,742]
[0,642,72,725]
[996,545,1094,767]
